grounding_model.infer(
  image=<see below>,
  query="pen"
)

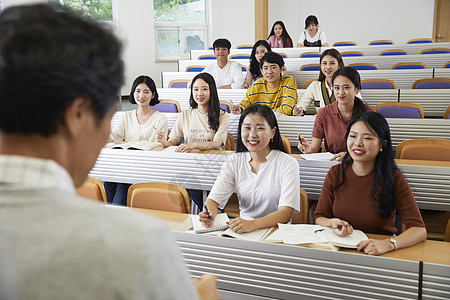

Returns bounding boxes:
[204,204,212,222]
[314,225,346,233]
[298,134,303,145]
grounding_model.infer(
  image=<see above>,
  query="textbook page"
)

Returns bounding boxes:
[104,141,160,151]
[190,213,229,234]
[221,227,274,242]
[300,152,335,161]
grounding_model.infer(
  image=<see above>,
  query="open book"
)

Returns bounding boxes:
[221,227,275,242]
[277,224,368,249]
[300,152,335,161]
[104,141,160,151]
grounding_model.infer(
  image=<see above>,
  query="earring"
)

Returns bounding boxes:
[271,138,274,142]
[380,148,383,152]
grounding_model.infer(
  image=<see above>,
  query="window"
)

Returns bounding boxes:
[154,0,208,61]
[49,0,113,21]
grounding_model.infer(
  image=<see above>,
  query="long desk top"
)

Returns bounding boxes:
[91,149,450,211]
[155,87,450,117]
[179,53,450,72]
[119,207,450,299]
[190,42,450,59]
[162,68,450,90]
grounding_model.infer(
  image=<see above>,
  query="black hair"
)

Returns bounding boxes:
[318,49,344,82]
[305,15,319,29]
[249,40,271,78]
[259,51,285,70]
[236,105,286,153]
[129,76,159,106]
[189,73,221,132]
[333,112,398,218]
[267,20,293,48]
[332,67,367,115]
[212,38,231,50]
[0,4,123,136]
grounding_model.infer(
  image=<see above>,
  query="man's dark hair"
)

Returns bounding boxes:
[259,51,285,69]
[212,38,231,50]
[0,4,124,136]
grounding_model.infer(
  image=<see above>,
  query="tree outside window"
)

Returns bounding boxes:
[154,0,207,61]
[49,0,112,21]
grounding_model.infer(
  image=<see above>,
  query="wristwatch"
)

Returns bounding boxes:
[389,237,397,251]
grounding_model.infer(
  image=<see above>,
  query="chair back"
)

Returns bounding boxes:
[361,79,396,89]
[198,54,216,60]
[445,218,450,242]
[152,99,181,113]
[375,102,424,118]
[225,132,235,150]
[219,100,231,113]
[277,52,288,58]
[333,41,357,47]
[392,62,426,69]
[127,182,190,213]
[300,52,321,58]
[185,65,205,72]
[369,39,394,45]
[348,63,378,70]
[291,188,308,224]
[236,44,253,49]
[380,49,409,56]
[280,135,291,154]
[230,54,250,60]
[340,51,364,57]
[412,78,450,89]
[395,139,450,161]
[300,64,320,71]
[444,106,450,119]
[303,79,318,89]
[420,48,450,54]
[240,65,248,72]
[407,38,433,44]
[76,177,107,203]
[168,79,189,88]
[223,193,240,218]
[444,61,450,68]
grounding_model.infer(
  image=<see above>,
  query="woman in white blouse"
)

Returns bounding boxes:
[199,105,300,233]
[105,75,168,205]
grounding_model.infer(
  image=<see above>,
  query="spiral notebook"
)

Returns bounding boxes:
[190,213,230,234]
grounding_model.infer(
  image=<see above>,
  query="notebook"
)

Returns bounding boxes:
[277,224,368,248]
[190,213,230,234]
[221,227,275,242]
[300,152,335,161]
[104,141,160,151]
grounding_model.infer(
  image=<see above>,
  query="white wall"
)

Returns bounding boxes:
[269,0,435,46]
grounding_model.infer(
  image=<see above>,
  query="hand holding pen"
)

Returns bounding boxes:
[297,135,311,154]
[199,204,215,227]
[314,224,351,233]
[229,100,241,115]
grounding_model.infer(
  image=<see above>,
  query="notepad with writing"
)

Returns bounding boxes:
[190,213,230,234]
[277,224,368,248]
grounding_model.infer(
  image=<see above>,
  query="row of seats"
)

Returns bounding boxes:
[210,38,435,50]
[199,48,450,60]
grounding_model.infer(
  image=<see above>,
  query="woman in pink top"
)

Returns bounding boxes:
[267,21,293,48]
[298,67,374,161]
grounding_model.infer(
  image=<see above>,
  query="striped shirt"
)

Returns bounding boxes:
[239,74,298,115]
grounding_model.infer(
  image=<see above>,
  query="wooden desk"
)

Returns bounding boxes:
[126,208,450,299]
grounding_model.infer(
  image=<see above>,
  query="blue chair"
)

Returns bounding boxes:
[185,65,205,72]
[303,79,317,89]
[240,65,248,72]
[198,55,216,60]
[236,45,253,49]
[219,101,231,113]
[341,51,364,57]
[299,52,321,58]
[348,63,378,70]
[444,106,450,119]
[375,103,424,118]
[277,52,287,58]
[412,78,450,89]
[333,41,357,47]
[361,79,396,89]
[300,64,320,71]
[168,79,189,88]
[420,48,450,54]
[369,40,394,45]
[407,38,433,44]
[392,62,426,69]
[444,62,450,68]
[230,54,250,60]
[152,99,181,113]
[380,49,409,56]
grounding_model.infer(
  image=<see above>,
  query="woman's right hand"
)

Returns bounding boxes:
[292,106,304,116]
[155,131,168,146]
[329,218,353,236]
[199,208,217,227]
[297,135,311,153]
[230,105,242,115]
